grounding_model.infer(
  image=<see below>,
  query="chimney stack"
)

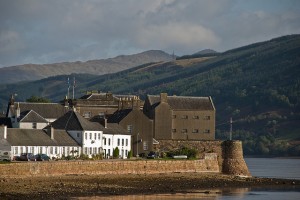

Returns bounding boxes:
[160,93,168,103]
[50,126,54,140]
[0,126,7,139]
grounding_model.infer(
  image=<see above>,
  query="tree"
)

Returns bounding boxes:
[113,147,120,159]
[26,95,51,103]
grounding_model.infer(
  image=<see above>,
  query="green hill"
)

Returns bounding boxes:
[1,34,299,156]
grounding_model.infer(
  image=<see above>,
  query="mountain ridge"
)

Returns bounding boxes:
[0,50,173,84]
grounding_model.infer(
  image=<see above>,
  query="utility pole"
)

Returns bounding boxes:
[230,117,233,140]
[136,133,139,157]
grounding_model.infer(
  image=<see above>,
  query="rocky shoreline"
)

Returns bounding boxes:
[0,173,299,199]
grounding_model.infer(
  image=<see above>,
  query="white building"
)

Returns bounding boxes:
[0,125,81,160]
[49,111,131,158]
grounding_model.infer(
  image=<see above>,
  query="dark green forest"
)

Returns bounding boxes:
[0,34,299,156]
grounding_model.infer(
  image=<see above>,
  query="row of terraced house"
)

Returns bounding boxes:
[0,91,215,160]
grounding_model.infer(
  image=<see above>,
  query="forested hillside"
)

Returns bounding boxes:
[1,34,299,156]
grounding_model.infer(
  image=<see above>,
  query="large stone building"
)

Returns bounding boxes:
[108,99,153,156]
[143,93,216,140]
[67,91,143,119]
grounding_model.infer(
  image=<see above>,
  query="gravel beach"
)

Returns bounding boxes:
[0,173,299,199]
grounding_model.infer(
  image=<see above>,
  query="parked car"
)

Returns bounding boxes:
[35,154,50,161]
[147,151,158,159]
[0,150,11,161]
[17,153,36,161]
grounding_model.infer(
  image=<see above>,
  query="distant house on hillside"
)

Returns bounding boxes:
[6,95,68,129]
[143,93,216,140]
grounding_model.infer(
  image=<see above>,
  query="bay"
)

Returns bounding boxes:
[73,158,300,200]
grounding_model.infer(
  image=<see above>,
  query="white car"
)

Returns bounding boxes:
[0,150,11,161]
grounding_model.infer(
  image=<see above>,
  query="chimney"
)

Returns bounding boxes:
[132,96,141,110]
[14,103,20,123]
[0,126,7,139]
[160,93,168,103]
[50,126,54,140]
[64,96,69,107]
[104,118,107,129]
[99,118,108,128]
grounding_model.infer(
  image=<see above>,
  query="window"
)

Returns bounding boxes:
[181,115,188,119]
[125,150,128,157]
[94,133,97,140]
[89,147,92,154]
[94,147,97,154]
[83,111,91,118]
[89,133,92,139]
[204,116,211,120]
[50,147,53,154]
[181,129,187,133]
[104,138,106,145]
[193,116,199,119]
[98,133,101,140]
[54,147,57,154]
[108,138,111,145]
[127,125,133,133]
[192,129,199,133]
[31,147,34,153]
[172,129,176,133]
[143,141,148,150]
[39,147,43,154]
[122,139,124,146]
[204,129,210,134]
[77,133,80,138]
[98,147,102,154]
[15,147,18,154]
[84,147,87,154]
[117,138,120,146]
[85,132,87,140]
[32,122,37,129]
[125,139,128,146]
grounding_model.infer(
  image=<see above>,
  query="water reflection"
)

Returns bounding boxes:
[72,188,250,200]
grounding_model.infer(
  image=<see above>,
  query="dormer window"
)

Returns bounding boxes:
[32,122,37,129]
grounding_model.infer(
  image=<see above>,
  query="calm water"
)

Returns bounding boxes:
[73,158,300,200]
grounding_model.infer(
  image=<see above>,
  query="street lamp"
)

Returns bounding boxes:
[137,133,139,157]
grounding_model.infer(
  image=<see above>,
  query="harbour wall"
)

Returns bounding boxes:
[0,140,250,177]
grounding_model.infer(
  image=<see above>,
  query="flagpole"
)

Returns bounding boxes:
[67,77,70,99]
[72,77,75,99]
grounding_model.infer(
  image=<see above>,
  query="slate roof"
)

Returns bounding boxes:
[49,111,105,131]
[19,110,48,123]
[107,109,132,123]
[6,128,79,147]
[0,117,12,128]
[103,123,131,135]
[147,95,215,111]
[10,102,67,119]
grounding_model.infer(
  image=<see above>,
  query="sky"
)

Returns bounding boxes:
[0,0,299,68]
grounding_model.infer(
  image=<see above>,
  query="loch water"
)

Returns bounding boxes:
[73,158,300,199]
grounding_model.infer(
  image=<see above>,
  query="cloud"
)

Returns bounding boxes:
[0,0,299,67]
[137,22,220,54]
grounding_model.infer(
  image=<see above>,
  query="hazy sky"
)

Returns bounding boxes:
[0,0,299,67]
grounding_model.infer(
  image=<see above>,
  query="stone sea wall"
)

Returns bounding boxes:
[0,140,250,177]
[0,159,219,178]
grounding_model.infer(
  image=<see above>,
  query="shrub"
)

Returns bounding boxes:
[113,147,120,159]
[127,150,133,159]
